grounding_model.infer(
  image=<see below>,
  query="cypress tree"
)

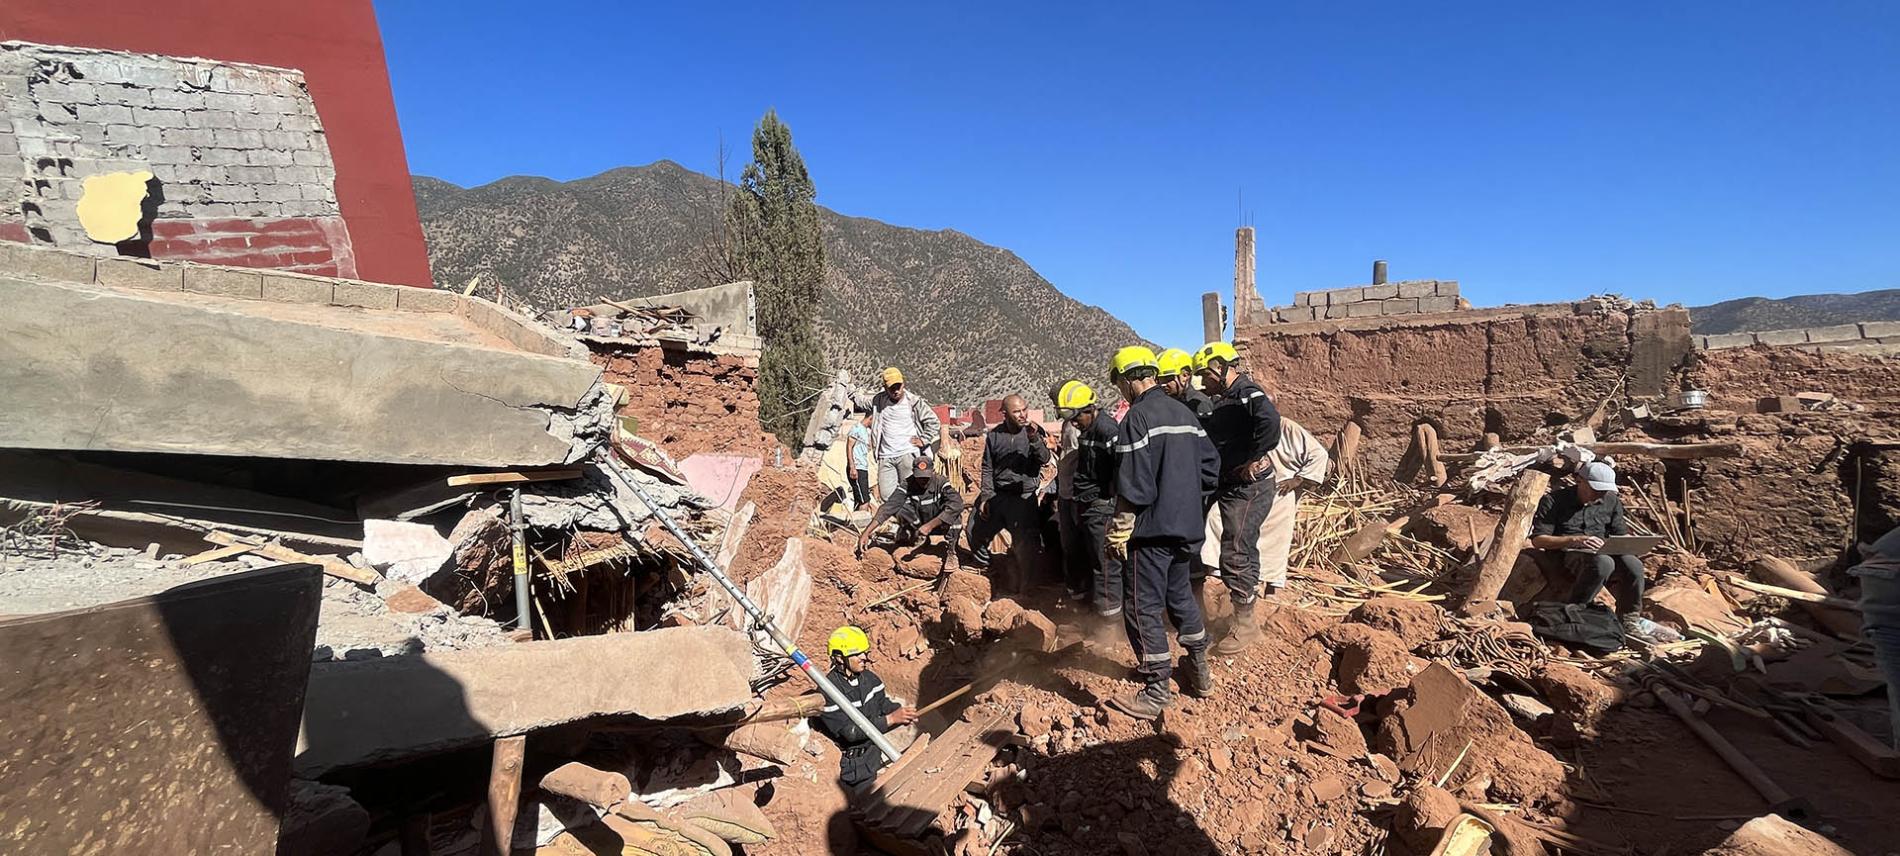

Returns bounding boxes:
[729,109,828,446]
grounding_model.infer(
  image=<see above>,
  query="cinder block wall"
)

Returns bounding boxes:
[1698,321,1900,355]
[1268,280,1462,323]
[0,41,354,276]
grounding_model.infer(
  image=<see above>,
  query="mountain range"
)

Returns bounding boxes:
[412,161,1143,406]
[1688,289,1900,335]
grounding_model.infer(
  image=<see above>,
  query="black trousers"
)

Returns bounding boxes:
[1216,477,1276,605]
[891,505,959,552]
[968,493,1040,571]
[1076,498,1124,617]
[1124,539,1208,686]
[849,468,872,507]
[1563,551,1646,614]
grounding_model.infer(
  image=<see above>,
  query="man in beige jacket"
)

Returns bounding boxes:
[1203,416,1328,600]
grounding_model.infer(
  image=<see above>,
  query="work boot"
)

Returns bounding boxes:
[1109,681,1173,721]
[1180,647,1213,698]
[1214,601,1262,655]
[941,549,960,575]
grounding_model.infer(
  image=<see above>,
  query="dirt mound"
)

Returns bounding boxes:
[1347,596,1446,649]
[1316,622,1422,695]
[1372,663,1567,806]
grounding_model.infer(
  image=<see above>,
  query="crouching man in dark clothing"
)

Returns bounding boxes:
[1529,460,1675,645]
[857,456,965,576]
[813,625,918,794]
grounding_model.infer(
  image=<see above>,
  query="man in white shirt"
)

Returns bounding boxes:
[850,367,941,500]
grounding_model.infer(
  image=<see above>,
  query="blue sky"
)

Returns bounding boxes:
[377,2,1898,349]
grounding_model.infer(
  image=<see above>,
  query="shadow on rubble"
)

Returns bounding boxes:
[832,730,1220,856]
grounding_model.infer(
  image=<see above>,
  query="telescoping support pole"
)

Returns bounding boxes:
[596,452,901,764]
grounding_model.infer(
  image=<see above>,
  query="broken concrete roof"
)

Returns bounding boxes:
[561,280,763,355]
[0,243,612,467]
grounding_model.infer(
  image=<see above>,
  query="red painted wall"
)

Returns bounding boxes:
[0,0,433,288]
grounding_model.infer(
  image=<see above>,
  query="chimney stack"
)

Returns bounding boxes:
[1372,259,1388,285]
[1234,227,1258,327]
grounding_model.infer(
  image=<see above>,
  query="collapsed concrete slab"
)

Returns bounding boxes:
[0,244,609,468]
[295,625,757,775]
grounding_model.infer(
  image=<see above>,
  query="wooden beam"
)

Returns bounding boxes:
[1443,440,1743,464]
[1722,575,1861,611]
[177,543,256,567]
[204,531,379,586]
[445,468,585,487]
[1744,558,1864,639]
[1462,470,1550,611]
[480,735,527,856]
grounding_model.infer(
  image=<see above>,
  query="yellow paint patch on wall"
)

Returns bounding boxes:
[75,170,155,244]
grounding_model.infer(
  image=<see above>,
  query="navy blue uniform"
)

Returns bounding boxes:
[1067,412,1123,616]
[1114,387,1220,685]
[1204,375,1283,604]
[814,667,902,791]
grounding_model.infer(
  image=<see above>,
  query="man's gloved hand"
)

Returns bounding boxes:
[1106,511,1136,560]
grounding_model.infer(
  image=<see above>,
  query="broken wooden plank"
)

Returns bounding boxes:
[205,531,379,586]
[858,708,1014,840]
[178,543,257,567]
[445,469,585,488]
[1462,470,1550,612]
[480,736,526,856]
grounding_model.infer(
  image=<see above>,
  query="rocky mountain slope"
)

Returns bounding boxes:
[413,161,1142,406]
[1690,288,1900,334]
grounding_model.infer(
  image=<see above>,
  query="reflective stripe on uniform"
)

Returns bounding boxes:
[1179,630,1206,645]
[1240,390,1265,402]
[1141,651,1173,663]
[819,684,885,713]
[1114,423,1208,454]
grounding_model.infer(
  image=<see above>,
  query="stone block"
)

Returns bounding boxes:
[262,272,334,304]
[1345,300,1382,318]
[96,257,183,291]
[1323,303,1353,320]
[1382,297,1420,315]
[1416,296,1458,314]
[0,242,98,283]
[183,264,264,299]
[331,280,400,310]
[1326,287,1364,305]
[1860,321,1900,339]
[1702,332,1756,349]
[1363,283,1399,301]
[1396,280,1435,298]
[1436,280,1460,296]
[395,286,459,313]
[1805,324,1863,344]
[1753,328,1807,347]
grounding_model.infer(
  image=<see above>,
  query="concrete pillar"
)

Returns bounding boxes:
[1202,292,1224,344]
[1373,259,1388,285]
[1234,227,1258,327]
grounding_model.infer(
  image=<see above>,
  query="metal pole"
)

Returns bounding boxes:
[596,453,902,764]
[509,488,531,635]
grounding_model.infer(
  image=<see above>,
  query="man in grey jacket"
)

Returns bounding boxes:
[850,367,942,501]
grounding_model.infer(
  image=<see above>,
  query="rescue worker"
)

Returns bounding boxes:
[1203,416,1328,600]
[1049,379,1085,602]
[1157,348,1214,419]
[857,456,964,576]
[814,625,918,793]
[1104,346,1221,719]
[1054,380,1122,620]
[1194,341,1283,655]
[967,394,1053,591]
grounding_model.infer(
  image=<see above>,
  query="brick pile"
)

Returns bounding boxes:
[590,343,770,459]
[1268,280,1462,323]
[0,41,354,275]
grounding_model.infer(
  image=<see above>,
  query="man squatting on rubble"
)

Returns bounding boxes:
[1103,346,1221,720]
[856,456,965,575]
[815,625,918,793]
[1050,380,1123,620]
[967,394,1053,589]
[1202,415,1328,599]
[1528,460,1675,645]
[1192,341,1284,655]
[851,367,941,501]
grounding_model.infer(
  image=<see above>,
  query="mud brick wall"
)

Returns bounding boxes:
[0,41,354,276]
[589,342,768,460]
[1269,280,1462,323]
[1235,304,1693,471]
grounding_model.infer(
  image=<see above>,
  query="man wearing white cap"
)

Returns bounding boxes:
[1529,460,1674,644]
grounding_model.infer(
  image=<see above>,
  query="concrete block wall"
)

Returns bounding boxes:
[0,41,354,276]
[0,239,579,361]
[1697,321,1900,355]
[1268,279,1462,323]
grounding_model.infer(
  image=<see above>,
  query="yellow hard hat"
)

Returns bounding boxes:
[1057,379,1097,410]
[828,625,870,659]
[1156,348,1195,379]
[1192,341,1240,372]
[1109,345,1159,378]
